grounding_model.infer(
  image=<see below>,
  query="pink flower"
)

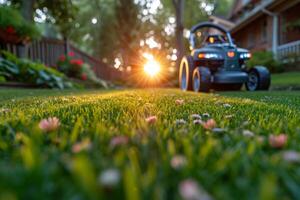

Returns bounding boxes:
[146,116,157,124]
[39,117,60,132]
[171,155,187,169]
[68,51,75,57]
[110,136,129,148]
[269,134,287,148]
[201,119,216,130]
[175,99,184,105]
[72,139,92,153]
[179,179,212,200]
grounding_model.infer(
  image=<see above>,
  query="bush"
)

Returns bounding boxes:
[57,52,107,88]
[0,51,73,89]
[246,51,284,73]
[0,6,40,41]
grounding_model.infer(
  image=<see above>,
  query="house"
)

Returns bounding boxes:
[211,0,300,59]
[230,0,300,59]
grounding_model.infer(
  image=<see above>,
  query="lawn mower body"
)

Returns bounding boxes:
[179,22,271,92]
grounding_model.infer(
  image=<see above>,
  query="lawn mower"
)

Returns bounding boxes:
[179,22,271,92]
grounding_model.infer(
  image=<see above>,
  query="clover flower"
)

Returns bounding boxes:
[110,136,129,148]
[175,99,185,105]
[99,169,120,188]
[145,116,157,124]
[201,119,216,130]
[269,134,287,148]
[171,155,187,169]
[39,117,60,132]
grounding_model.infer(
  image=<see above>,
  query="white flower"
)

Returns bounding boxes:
[202,113,210,118]
[176,119,187,125]
[242,130,254,137]
[0,108,10,114]
[225,115,234,119]
[193,119,203,125]
[282,151,300,163]
[212,128,226,133]
[223,103,232,108]
[191,114,201,120]
[179,179,212,200]
[98,169,120,187]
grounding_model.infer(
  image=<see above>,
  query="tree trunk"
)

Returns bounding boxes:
[172,0,185,68]
[21,0,35,22]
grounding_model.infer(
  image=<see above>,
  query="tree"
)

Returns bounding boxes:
[172,0,185,67]
[114,0,141,67]
[10,0,78,37]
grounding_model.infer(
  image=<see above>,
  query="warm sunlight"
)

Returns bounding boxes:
[143,59,160,77]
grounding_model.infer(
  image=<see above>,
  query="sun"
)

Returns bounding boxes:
[143,59,160,77]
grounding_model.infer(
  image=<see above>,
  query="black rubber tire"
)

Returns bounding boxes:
[246,66,271,91]
[192,67,211,93]
[179,56,195,91]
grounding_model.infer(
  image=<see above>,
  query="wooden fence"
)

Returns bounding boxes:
[0,38,120,81]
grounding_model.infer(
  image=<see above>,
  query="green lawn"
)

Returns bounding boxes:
[271,72,300,87]
[0,89,300,200]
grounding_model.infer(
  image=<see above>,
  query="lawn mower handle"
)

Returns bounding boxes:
[189,22,234,49]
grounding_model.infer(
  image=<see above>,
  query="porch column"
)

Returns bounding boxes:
[272,14,279,59]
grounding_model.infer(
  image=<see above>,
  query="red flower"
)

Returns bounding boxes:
[6,26,16,34]
[59,55,66,62]
[70,59,83,66]
[81,73,87,81]
[68,52,75,57]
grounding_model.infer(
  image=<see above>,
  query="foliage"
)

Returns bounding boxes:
[81,63,108,88]
[246,51,284,73]
[213,0,234,17]
[0,89,300,199]
[57,52,83,78]
[0,51,73,89]
[9,0,78,37]
[285,19,300,31]
[0,6,40,40]
[0,75,6,83]
[56,52,107,88]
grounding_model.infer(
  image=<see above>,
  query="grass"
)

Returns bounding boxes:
[271,72,300,87]
[0,88,300,200]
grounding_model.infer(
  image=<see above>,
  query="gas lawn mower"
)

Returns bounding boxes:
[179,22,270,92]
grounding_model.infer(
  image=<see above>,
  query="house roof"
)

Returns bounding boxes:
[229,0,300,33]
[209,15,235,29]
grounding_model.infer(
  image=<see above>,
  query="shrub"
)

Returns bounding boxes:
[0,6,40,41]
[246,51,284,73]
[57,52,107,88]
[57,52,83,78]
[0,51,73,89]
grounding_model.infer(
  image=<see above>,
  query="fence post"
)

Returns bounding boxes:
[63,37,70,55]
[17,44,27,58]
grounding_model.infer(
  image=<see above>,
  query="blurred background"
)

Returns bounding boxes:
[0,0,299,89]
